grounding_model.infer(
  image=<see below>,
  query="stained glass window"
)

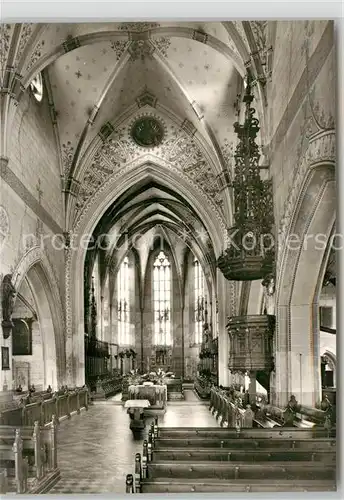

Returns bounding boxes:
[153,251,171,346]
[194,259,205,344]
[117,256,130,345]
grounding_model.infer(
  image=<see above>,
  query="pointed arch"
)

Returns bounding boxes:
[12,246,65,386]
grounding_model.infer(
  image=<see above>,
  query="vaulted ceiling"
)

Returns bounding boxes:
[1,21,270,269]
[91,177,216,285]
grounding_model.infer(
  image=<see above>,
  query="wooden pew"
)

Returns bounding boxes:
[146,461,335,480]
[0,416,60,493]
[0,387,89,427]
[0,429,28,493]
[0,468,7,494]
[127,420,336,494]
[254,405,282,428]
[135,477,336,493]
[151,448,336,463]
[129,448,336,493]
[0,421,45,480]
[155,427,334,439]
[152,437,336,451]
[151,423,336,463]
[209,386,337,431]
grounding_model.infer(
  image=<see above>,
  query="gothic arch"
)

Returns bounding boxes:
[66,105,232,230]
[275,161,335,407]
[72,160,226,251]
[12,246,66,386]
[65,161,226,385]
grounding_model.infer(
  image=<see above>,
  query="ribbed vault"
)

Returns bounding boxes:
[88,177,217,288]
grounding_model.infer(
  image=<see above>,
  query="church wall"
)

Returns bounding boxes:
[271,45,335,228]
[1,83,66,389]
[1,183,39,276]
[319,284,336,378]
[269,20,331,141]
[11,279,44,390]
[9,89,63,229]
[270,26,335,405]
[319,284,336,328]
[0,182,64,390]
[13,321,44,391]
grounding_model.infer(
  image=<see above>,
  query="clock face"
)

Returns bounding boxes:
[131,117,164,147]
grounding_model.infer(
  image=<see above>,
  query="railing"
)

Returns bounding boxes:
[0,387,89,427]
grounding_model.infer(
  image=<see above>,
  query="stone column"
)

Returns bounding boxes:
[100,295,104,341]
[275,302,321,408]
[248,371,257,402]
[275,304,289,407]
[217,272,230,387]
[289,303,320,407]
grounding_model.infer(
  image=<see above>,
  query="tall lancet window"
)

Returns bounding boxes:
[194,259,206,344]
[153,251,172,346]
[117,256,130,345]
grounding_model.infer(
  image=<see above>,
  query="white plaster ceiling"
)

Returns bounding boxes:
[6,21,269,246]
[20,21,249,179]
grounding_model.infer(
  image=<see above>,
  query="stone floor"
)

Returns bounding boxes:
[48,390,218,494]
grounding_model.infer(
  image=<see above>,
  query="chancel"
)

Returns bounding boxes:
[0,20,336,494]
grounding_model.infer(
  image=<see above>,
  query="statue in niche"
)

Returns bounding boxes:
[1,274,16,338]
[262,273,275,315]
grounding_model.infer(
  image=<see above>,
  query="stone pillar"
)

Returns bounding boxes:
[275,302,321,408]
[275,304,289,407]
[217,272,231,387]
[248,371,257,402]
[290,303,320,407]
[100,295,104,341]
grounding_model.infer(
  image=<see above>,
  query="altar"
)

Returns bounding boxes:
[128,383,167,411]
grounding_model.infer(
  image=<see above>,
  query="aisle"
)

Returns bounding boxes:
[48,394,218,494]
[183,388,202,401]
